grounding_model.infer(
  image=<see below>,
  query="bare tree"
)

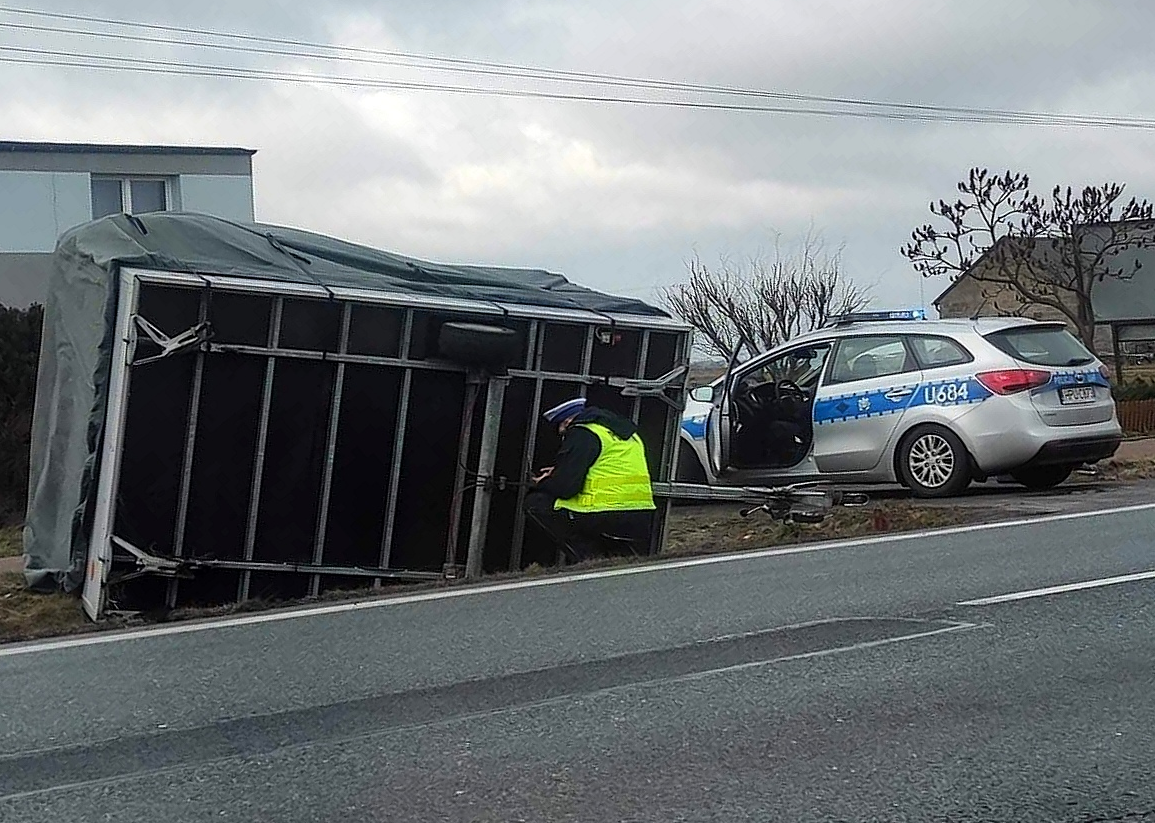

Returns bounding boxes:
[902,168,1155,351]
[663,232,870,359]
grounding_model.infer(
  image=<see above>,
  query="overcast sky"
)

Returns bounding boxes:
[4,0,1155,311]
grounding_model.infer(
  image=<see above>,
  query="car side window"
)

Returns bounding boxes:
[909,335,973,369]
[738,344,832,391]
[827,336,916,384]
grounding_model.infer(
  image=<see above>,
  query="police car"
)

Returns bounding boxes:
[678,311,1122,498]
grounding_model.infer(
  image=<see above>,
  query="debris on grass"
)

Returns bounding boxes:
[1091,458,1155,482]
[661,502,982,557]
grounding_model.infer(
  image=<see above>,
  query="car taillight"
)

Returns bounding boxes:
[976,369,1052,395]
[1099,365,1112,382]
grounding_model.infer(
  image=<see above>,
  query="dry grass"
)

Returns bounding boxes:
[663,502,979,557]
[0,524,21,558]
[0,572,90,643]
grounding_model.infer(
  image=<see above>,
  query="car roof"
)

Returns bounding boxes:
[787,315,1052,344]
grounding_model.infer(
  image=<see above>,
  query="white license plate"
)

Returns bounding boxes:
[1059,385,1096,405]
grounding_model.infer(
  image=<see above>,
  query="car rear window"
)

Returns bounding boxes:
[909,335,973,369]
[984,326,1095,367]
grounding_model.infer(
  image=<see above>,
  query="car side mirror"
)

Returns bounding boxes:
[689,385,716,403]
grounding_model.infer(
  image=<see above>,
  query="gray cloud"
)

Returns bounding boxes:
[4,0,1155,312]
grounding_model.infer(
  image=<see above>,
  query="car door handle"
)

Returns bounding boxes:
[884,387,914,401]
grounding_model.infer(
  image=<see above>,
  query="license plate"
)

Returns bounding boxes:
[1059,385,1096,405]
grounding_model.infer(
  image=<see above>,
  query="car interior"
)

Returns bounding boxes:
[729,345,831,469]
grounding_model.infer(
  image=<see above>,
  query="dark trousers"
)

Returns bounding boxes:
[525,491,654,563]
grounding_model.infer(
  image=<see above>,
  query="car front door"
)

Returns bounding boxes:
[705,342,833,477]
[704,343,747,476]
[812,334,924,474]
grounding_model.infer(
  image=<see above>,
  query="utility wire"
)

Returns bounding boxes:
[1,4,1152,129]
[6,44,1147,127]
[0,12,1150,127]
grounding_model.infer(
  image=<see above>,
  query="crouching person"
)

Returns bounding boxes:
[525,397,656,563]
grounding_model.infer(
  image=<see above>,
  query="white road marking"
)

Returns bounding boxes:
[958,569,1155,606]
[671,621,979,684]
[3,501,1154,659]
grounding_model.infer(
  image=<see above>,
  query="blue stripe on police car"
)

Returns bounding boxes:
[814,376,991,425]
[682,415,708,439]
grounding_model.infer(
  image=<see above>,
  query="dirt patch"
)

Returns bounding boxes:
[0,572,93,643]
[1113,439,1155,462]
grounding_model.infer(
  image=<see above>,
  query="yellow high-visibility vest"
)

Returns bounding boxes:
[554,422,657,513]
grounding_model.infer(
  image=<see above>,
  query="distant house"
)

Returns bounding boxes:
[934,227,1155,362]
[0,141,256,308]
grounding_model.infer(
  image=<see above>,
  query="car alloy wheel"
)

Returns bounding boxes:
[907,432,956,490]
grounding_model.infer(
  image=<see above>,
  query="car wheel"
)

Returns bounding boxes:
[437,322,522,370]
[1010,465,1073,491]
[675,446,708,485]
[897,425,971,498]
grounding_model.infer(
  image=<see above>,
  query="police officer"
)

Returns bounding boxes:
[525,397,656,563]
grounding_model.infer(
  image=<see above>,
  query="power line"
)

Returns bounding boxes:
[2,45,1152,129]
[0,5,1152,129]
[8,44,1146,127]
[0,11,1145,126]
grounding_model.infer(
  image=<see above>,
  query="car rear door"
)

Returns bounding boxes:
[811,334,923,473]
[983,324,1114,427]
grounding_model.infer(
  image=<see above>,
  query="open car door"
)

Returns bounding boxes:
[705,342,746,476]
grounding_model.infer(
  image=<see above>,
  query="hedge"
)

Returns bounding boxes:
[0,304,42,524]
[1114,378,1155,402]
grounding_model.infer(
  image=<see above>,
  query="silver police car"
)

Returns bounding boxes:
[678,311,1122,497]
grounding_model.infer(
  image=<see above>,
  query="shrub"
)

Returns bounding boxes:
[1114,378,1155,402]
[0,304,42,524]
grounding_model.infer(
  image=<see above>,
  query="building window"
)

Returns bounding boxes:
[91,177,171,218]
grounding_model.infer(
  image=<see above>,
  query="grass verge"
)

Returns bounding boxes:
[0,524,21,558]
[0,572,91,643]
[2,461,1150,644]
[662,501,979,557]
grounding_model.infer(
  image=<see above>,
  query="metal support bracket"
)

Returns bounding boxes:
[130,315,213,366]
[109,535,186,580]
[602,365,689,411]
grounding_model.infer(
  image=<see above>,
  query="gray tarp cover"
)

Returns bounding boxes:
[24,212,668,591]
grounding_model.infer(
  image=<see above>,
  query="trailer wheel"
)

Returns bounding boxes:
[438,322,522,371]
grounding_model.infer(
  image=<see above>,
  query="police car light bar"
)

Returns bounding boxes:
[824,309,926,326]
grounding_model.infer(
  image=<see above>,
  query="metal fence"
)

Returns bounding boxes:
[1118,399,1155,434]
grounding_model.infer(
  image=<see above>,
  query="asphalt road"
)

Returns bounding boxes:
[2,504,1155,821]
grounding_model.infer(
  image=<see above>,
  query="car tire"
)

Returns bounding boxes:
[1010,465,1074,491]
[675,446,708,486]
[437,322,522,371]
[897,425,972,499]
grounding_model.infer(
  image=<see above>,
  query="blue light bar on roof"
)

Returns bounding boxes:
[826,309,926,325]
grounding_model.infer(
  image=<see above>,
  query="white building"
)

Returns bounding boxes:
[0,141,256,308]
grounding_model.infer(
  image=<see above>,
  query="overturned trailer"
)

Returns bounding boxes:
[25,213,693,619]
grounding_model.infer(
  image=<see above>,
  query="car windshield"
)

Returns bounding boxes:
[985,326,1095,367]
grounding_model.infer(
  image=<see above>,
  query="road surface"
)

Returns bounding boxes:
[2,503,1155,821]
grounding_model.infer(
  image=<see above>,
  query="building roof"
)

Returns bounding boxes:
[932,229,1155,324]
[0,140,256,157]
